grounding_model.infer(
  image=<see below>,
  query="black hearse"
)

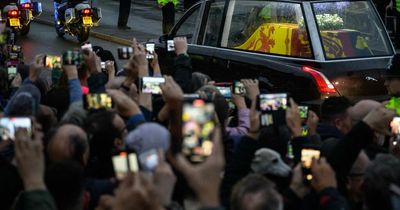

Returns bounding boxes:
[156,0,395,104]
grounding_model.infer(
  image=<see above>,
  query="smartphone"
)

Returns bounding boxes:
[112,152,138,180]
[100,62,106,72]
[138,149,159,172]
[45,55,62,69]
[182,99,215,162]
[298,105,309,119]
[112,152,128,180]
[260,113,274,127]
[62,50,82,66]
[145,42,155,59]
[81,42,93,51]
[257,93,288,112]
[7,65,17,78]
[301,148,320,182]
[183,94,200,100]
[0,117,32,141]
[9,52,19,60]
[140,77,165,95]
[11,45,21,53]
[216,86,232,98]
[167,40,175,52]
[117,47,133,59]
[83,93,113,110]
[233,81,246,95]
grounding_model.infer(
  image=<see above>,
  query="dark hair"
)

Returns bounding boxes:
[363,154,400,210]
[197,85,229,127]
[0,68,8,97]
[231,174,282,210]
[84,111,120,178]
[258,126,291,158]
[192,72,211,92]
[45,161,85,210]
[320,96,352,122]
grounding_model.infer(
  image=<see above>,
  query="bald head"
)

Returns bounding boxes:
[47,124,89,165]
[349,100,381,122]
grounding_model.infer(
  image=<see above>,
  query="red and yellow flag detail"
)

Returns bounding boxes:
[235,23,311,57]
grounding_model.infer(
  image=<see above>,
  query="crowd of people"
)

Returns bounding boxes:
[0,36,400,210]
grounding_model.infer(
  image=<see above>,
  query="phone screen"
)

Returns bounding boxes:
[258,93,288,112]
[112,152,138,180]
[301,148,320,181]
[0,117,32,141]
[84,93,113,110]
[167,40,175,52]
[298,106,309,119]
[216,86,232,98]
[101,62,106,71]
[138,149,158,172]
[45,55,62,69]
[260,113,274,127]
[117,47,133,60]
[62,50,82,66]
[233,81,246,95]
[7,66,17,77]
[182,99,215,162]
[141,77,165,94]
[145,43,155,59]
[128,153,139,172]
[112,152,128,180]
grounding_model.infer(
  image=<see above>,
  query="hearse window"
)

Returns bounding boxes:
[224,1,312,58]
[175,5,200,43]
[203,2,224,46]
[312,1,393,59]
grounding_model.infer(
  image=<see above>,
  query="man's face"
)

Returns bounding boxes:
[384,78,400,96]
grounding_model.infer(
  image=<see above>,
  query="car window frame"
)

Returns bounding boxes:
[199,0,227,46]
[169,3,203,44]
[310,0,394,60]
[219,0,315,59]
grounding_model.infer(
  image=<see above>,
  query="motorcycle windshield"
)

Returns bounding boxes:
[19,0,31,3]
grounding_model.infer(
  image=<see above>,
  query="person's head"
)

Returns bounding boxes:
[258,126,291,158]
[320,96,353,135]
[385,54,400,97]
[346,150,370,202]
[85,111,127,158]
[348,100,385,145]
[363,154,400,210]
[36,105,58,134]
[35,68,53,96]
[231,174,283,210]
[192,72,211,92]
[46,124,89,166]
[45,161,85,210]
[5,84,41,117]
[125,122,170,155]
[197,85,229,128]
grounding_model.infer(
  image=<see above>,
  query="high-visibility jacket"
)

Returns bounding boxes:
[385,97,400,115]
[157,0,178,7]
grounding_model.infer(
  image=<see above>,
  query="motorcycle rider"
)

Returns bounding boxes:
[53,0,83,30]
[0,0,18,10]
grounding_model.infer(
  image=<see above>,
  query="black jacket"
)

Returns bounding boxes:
[173,54,193,93]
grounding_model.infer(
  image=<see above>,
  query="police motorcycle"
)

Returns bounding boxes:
[1,0,42,36]
[54,0,101,43]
